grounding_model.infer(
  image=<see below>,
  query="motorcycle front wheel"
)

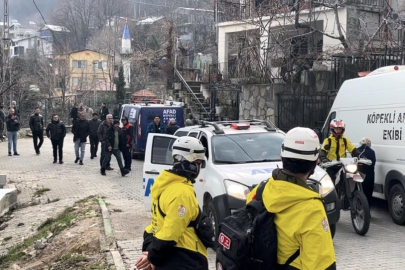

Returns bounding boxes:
[350,190,371,236]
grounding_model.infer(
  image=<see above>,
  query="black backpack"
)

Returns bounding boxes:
[158,195,215,249]
[216,181,299,270]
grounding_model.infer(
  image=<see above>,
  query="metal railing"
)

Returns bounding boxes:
[174,68,209,115]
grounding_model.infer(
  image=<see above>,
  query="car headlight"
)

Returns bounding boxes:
[319,174,335,197]
[345,164,358,173]
[224,180,250,200]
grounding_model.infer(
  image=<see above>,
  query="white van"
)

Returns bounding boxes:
[321,65,405,225]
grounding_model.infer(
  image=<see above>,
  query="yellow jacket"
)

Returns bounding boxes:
[247,170,336,270]
[144,170,207,261]
[321,134,356,161]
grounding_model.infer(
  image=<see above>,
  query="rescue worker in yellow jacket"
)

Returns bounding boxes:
[319,118,360,183]
[247,127,336,270]
[135,137,208,270]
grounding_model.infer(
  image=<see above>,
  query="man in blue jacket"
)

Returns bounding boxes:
[147,115,166,136]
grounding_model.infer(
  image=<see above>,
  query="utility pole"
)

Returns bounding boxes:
[2,0,10,105]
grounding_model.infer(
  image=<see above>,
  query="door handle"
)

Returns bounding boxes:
[145,171,159,175]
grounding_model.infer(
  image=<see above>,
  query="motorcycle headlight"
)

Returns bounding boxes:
[345,164,358,173]
[224,180,251,200]
[319,174,335,197]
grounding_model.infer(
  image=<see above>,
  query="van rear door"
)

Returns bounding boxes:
[142,133,178,211]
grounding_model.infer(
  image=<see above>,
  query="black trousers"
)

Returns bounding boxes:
[100,142,110,168]
[33,130,44,152]
[0,120,4,139]
[51,138,64,161]
[122,147,132,170]
[89,135,99,157]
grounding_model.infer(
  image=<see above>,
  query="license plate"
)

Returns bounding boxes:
[218,233,231,249]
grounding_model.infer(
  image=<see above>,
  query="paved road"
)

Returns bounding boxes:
[1,135,405,269]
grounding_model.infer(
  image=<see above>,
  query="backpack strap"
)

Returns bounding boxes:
[254,180,268,202]
[284,249,300,266]
[343,137,347,152]
[327,137,331,152]
[157,195,166,218]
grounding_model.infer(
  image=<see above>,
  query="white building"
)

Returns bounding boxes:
[217,1,386,79]
[10,36,53,58]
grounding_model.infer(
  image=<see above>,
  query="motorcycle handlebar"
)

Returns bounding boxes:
[320,158,372,168]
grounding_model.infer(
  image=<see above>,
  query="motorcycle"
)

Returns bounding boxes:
[321,157,372,236]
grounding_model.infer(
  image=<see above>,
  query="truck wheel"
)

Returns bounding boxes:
[388,184,405,225]
[330,223,336,239]
[206,201,219,249]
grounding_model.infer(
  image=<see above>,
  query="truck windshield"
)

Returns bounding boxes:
[212,133,284,164]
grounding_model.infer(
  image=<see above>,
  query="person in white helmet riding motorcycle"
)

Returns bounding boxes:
[247,127,336,270]
[136,137,208,270]
[320,118,360,184]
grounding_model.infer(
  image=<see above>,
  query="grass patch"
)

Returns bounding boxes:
[0,196,98,268]
[34,188,51,197]
[4,236,12,241]
[59,253,87,266]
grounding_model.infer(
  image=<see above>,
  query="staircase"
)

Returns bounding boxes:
[174,69,213,121]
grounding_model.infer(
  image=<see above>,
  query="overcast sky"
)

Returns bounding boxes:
[0,0,61,25]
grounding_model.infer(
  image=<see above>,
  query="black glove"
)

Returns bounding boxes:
[321,158,330,163]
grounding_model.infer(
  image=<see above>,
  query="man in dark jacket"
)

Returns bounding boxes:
[357,137,376,206]
[6,108,20,156]
[29,107,44,155]
[98,114,113,169]
[113,103,122,120]
[0,103,5,141]
[72,112,90,165]
[101,120,129,177]
[89,113,102,159]
[146,115,166,136]
[99,103,109,121]
[121,116,134,171]
[70,103,79,124]
[46,114,66,164]
[166,118,180,135]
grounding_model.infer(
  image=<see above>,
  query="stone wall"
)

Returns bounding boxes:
[240,84,276,123]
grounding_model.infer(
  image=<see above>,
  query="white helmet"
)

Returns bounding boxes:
[172,137,206,162]
[360,137,371,147]
[281,127,320,161]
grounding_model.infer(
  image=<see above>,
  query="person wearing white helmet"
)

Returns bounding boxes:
[136,137,210,270]
[357,137,376,206]
[247,127,336,270]
[320,118,359,162]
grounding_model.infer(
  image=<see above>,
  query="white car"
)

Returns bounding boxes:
[143,121,339,236]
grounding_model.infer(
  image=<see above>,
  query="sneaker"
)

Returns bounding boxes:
[90,156,94,159]
[14,153,20,156]
[53,160,57,164]
[36,150,40,155]
[106,167,114,171]
[101,169,106,176]
[79,160,83,165]
[59,161,64,164]
[95,155,98,157]
[74,158,79,163]
[8,152,11,156]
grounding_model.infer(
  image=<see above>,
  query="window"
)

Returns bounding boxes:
[72,77,85,87]
[189,132,199,138]
[93,61,108,71]
[151,136,176,165]
[200,135,209,159]
[174,130,188,137]
[212,133,285,164]
[73,60,87,69]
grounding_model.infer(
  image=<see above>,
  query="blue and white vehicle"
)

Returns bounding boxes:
[143,120,339,237]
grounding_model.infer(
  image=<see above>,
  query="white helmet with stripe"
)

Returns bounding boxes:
[281,127,320,161]
[172,137,206,162]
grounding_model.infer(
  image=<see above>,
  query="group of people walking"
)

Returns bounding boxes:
[2,103,134,178]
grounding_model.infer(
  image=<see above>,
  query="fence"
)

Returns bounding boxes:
[277,90,336,132]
